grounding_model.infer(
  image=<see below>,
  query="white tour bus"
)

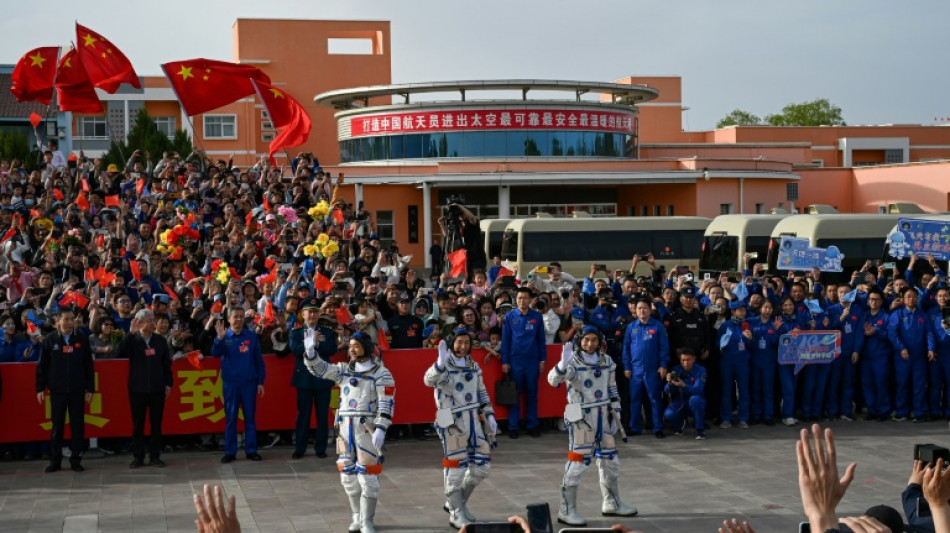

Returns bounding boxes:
[500,216,712,279]
[480,219,510,261]
[699,215,790,277]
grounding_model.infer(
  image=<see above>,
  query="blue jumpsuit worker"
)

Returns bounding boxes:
[663,348,707,438]
[501,287,547,437]
[825,294,865,419]
[776,297,804,424]
[718,301,751,427]
[749,300,781,424]
[887,287,935,420]
[928,286,950,418]
[622,298,669,437]
[212,307,266,462]
[288,302,337,459]
[799,301,831,422]
[861,289,893,420]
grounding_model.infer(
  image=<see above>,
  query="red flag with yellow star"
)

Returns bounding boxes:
[10,47,59,105]
[251,80,312,165]
[75,23,141,93]
[161,58,270,116]
[54,48,102,113]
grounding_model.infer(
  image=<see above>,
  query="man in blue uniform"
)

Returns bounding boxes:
[718,301,751,429]
[213,307,266,462]
[501,287,547,438]
[887,287,934,421]
[663,348,707,439]
[622,298,669,438]
[861,288,892,421]
[825,286,864,420]
[288,302,337,459]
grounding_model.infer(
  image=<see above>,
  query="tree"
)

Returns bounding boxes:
[101,108,194,170]
[0,131,35,169]
[765,98,846,127]
[716,109,762,129]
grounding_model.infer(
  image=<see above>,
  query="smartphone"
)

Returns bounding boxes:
[593,264,607,272]
[883,262,896,270]
[684,272,694,282]
[462,524,520,533]
[918,497,931,518]
[747,251,759,259]
[703,273,711,280]
[525,502,552,533]
[536,266,549,274]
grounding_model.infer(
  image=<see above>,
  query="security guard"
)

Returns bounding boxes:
[212,306,266,463]
[386,292,424,349]
[663,347,707,439]
[887,287,934,421]
[666,287,710,362]
[36,307,94,473]
[501,287,547,438]
[622,298,669,437]
[861,288,892,420]
[288,301,337,459]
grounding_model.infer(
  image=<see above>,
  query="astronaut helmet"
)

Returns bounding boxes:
[349,332,376,362]
[576,325,603,355]
[445,327,474,357]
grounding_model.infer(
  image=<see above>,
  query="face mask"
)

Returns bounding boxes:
[24,199,34,206]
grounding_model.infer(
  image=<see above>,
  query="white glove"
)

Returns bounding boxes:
[437,340,451,369]
[372,428,386,454]
[558,342,573,370]
[486,414,498,437]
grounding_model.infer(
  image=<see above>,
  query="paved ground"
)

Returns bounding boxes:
[0,419,946,532]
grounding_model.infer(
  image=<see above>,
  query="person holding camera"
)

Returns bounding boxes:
[439,199,485,279]
[663,347,708,439]
[548,326,637,526]
[424,329,497,528]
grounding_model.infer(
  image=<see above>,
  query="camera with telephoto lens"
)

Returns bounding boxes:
[446,194,466,218]
[668,371,680,382]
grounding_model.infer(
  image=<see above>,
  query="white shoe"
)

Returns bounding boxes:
[782,418,797,426]
[737,421,749,429]
[719,421,732,429]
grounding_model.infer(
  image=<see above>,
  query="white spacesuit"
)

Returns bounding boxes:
[547,326,638,527]
[306,333,394,533]
[423,332,497,528]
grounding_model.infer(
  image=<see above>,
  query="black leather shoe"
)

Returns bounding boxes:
[149,458,167,468]
[508,430,520,439]
[291,452,304,459]
[316,452,328,458]
[45,464,61,473]
[654,431,666,439]
[70,463,84,472]
[129,458,145,469]
[527,428,541,438]
[221,455,236,464]
[246,453,263,461]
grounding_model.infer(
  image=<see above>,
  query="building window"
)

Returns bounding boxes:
[261,120,274,131]
[77,117,107,139]
[641,205,648,217]
[667,205,674,216]
[376,210,395,247]
[885,149,904,164]
[260,109,270,120]
[786,183,799,202]
[653,205,661,216]
[755,203,765,214]
[262,132,275,142]
[720,204,733,215]
[153,117,176,139]
[203,115,237,139]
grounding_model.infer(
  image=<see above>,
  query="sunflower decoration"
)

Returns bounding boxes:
[304,232,339,258]
[308,200,330,219]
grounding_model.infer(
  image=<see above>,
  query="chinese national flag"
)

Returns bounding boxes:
[259,268,277,284]
[81,178,91,192]
[75,23,140,93]
[332,209,345,225]
[52,188,64,201]
[54,48,102,113]
[59,291,90,310]
[161,58,270,116]
[264,258,276,271]
[251,79,312,165]
[185,350,204,370]
[314,271,333,293]
[10,46,59,105]
[136,178,146,196]
[447,248,467,278]
[262,194,271,211]
[335,306,353,326]
[0,228,16,244]
[377,329,390,351]
[129,260,142,282]
[162,283,179,300]
[498,267,514,278]
[183,264,197,282]
[76,193,90,211]
[262,300,276,327]
[105,194,120,207]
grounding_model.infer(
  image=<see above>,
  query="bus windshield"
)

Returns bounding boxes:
[500,230,518,261]
[700,235,738,272]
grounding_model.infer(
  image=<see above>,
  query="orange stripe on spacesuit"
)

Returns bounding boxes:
[568,451,586,462]
[442,458,462,468]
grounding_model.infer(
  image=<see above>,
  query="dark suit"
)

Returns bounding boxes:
[288,324,337,456]
[120,333,173,462]
[36,331,94,468]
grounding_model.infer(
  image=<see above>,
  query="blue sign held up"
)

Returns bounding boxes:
[776,236,844,272]
[887,218,950,261]
[778,330,841,374]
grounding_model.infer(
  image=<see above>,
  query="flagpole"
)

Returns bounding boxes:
[34,46,65,170]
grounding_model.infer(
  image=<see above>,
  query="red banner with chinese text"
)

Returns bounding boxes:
[348,108,636,137]
[0,347,568,443]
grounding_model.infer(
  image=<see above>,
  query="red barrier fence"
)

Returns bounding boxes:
[0,347,569,443]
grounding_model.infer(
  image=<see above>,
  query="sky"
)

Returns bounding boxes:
[3,0,949,131]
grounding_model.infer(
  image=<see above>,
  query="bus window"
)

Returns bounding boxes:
[488,232,504,259]
[501,230,518,261]
[746,236,770,265]
[700,234,738,272]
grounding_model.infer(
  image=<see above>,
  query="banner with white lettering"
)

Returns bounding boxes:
[778,330,841,374]
[887,218,950,260]
[776,236,845,272]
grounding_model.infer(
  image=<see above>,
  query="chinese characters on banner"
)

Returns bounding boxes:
[776,236,845,272]
[348,109,636,137]
[887,218,950,261]
[0,348,568,443]
[778,330,841,374]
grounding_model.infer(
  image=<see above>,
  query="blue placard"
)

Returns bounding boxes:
[887,218,950,261]
[776,236,845,272]
[778,330,841,374]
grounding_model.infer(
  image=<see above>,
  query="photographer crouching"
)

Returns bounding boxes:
[438,196,486,282]
[663,348,708,440]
